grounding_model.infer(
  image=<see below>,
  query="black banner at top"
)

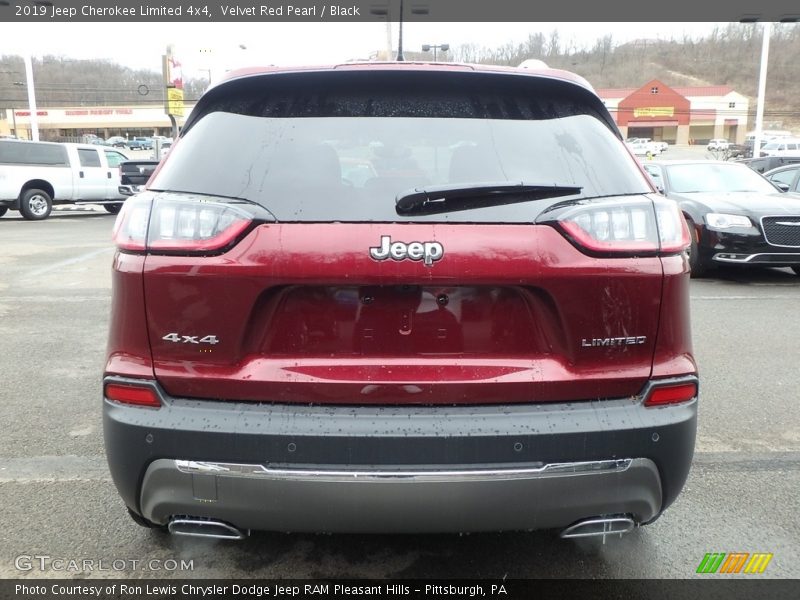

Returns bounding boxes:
[1,0,799,23]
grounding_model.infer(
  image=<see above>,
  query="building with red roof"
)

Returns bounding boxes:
[596,79,749,145]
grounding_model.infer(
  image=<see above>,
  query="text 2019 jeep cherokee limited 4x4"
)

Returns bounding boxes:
[104,63,697,540]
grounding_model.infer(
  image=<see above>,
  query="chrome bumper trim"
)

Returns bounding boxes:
[712,252,800,263]
[174,458,633,483]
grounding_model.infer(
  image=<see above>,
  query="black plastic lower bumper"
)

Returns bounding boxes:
[103,376,697,533]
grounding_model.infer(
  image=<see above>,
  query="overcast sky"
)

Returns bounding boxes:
[1,22,730,80]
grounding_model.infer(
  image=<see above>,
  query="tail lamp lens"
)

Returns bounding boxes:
[557,198,690,255]
[112,195,253,254]
[654,198,692,253]
[112,195,152,252]
[105,383,161,408]
[644,382,697,407]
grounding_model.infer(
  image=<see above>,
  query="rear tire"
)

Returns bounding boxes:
[0,207,7,217]
[104,203,122,214]
[791,267,800,276]
[19,188,53,220]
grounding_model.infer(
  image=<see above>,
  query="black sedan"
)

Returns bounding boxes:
[763,163,800,193]
[643,160,800,277]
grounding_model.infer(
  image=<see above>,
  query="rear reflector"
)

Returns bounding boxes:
[105,383,161,408]
[644,382,697,407]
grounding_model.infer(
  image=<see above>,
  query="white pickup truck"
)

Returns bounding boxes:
[625,138,663,158]
[0,139,129,220]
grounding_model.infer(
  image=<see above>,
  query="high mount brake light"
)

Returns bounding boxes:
[112,195,253,254]
[557,198,690,256]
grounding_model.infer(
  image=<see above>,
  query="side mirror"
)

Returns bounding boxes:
[775,182,790,193]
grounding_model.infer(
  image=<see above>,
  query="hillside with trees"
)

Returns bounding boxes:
[453,23,800,130]
[0,55,208,109]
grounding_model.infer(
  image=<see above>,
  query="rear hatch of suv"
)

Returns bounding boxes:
[113,67,688,406]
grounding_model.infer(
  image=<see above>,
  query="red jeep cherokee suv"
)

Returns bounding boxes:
[104,63,697,540]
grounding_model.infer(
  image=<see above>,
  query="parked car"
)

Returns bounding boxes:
[625,138,662,157]
[643,160,800,277]
[706,139,730,151]
[105,62,697,540]
[106,136,128,148]
[637,138,668,153]
[0,140,128,219]
[737,155,800,174]
[763,163,800,193]
[759,137,800,158]
[151,140,172,160]
[126,136,154,150]
[723,144,746,159]
[118,160,159,197]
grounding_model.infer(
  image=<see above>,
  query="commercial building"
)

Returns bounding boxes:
[0,104,191,141]
[597,79,749,145]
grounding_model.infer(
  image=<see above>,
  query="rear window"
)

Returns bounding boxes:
[151,71,651,222]
[0,141,68,166]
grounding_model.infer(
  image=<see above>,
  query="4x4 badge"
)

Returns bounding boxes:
[369,235,444,267]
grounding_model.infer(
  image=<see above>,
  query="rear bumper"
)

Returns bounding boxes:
[103,376,697,533]
[142,458,661,534]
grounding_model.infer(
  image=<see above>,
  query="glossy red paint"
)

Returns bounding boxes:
[135,223,671,404]
[105,253,154,379]
[650,254,697,379]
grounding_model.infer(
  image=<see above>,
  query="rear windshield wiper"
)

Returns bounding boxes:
[395,181,583,216]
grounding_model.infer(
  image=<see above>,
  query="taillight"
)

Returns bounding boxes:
[555,197,690,256]
[654,198,692,253]
[112,195,152,252]
[105,382,161,408]
[112,194,253,254]
[644,381,697,407]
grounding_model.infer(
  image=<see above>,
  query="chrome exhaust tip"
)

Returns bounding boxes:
[168,517,248,540]
[560,516,636,540]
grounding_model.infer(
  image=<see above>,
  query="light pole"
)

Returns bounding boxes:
[421,43,449,62]
[23,54,39,141]
[752,22,771,158]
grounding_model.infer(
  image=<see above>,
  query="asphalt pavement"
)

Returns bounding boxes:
[0,204,798,580]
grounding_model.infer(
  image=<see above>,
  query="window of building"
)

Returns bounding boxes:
[650,87,659,94]
[729,102,736,108]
